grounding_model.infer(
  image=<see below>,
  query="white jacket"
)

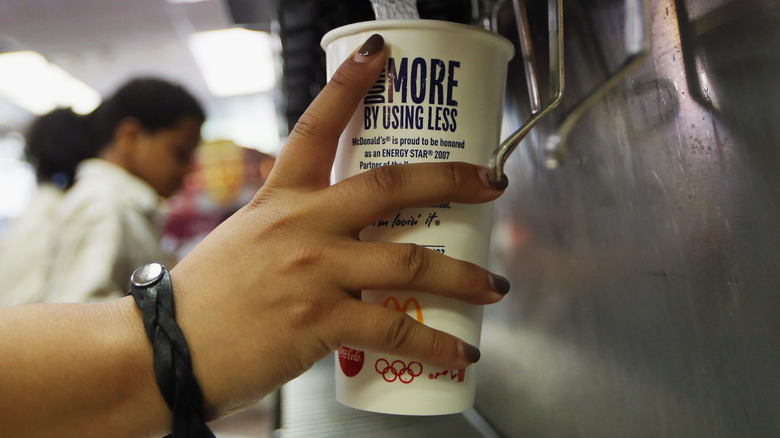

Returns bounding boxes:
[45,159,168,303]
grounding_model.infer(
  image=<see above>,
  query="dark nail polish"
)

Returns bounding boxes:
[490,273,511,295]
[358,34,384,57]
[462,343,481,363]
[490,172,508,190]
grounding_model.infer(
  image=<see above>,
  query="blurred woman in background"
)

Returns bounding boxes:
[44,77,205,303]
[0,77,205,306]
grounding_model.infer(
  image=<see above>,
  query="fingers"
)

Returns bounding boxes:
[329,299,480,370]
[333,241,509,304]
[269,34,389,190]
[323,162,506,234]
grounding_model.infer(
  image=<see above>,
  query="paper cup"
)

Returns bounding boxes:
[322,19,514,416]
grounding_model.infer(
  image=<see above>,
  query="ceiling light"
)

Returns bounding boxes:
[0,51,101,115]
[188,28,276,97]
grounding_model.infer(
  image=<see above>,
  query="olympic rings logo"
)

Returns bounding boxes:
[375,359,423,383]
[383,296,424,324]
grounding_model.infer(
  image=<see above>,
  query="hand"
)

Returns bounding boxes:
[171,34,509,418]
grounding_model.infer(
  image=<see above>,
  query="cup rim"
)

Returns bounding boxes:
[320,19,515,58]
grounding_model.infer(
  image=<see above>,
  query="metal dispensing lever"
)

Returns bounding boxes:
[543,0,650,168]
[487,0,565,186]
[486,0,651,183]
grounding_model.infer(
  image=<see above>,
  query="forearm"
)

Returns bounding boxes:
[0,297,169,437]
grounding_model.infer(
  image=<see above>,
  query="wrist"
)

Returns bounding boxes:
[169,261,303,418]
[129,263,214,436]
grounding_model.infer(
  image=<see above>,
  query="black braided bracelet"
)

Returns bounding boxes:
[129,263,214,438]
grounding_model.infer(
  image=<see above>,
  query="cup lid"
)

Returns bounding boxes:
[320,19,515,59]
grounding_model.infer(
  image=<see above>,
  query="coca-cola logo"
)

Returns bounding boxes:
[338,346,365,377]
[375,358,423,383]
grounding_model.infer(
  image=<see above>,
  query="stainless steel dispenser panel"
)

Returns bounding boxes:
[478,0,780,436]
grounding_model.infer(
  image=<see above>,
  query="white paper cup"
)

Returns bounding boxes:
[322,19,514,416]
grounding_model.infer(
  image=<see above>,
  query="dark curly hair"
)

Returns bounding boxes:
[24,108,98,189]
[90,77,206,147]
[23,77,205,189]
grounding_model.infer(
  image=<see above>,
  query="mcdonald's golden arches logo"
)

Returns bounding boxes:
[383,296,424,323]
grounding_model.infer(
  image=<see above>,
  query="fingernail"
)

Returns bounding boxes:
[479,168,508,190]
[355,34,384,62]
[460,342,481,363]
[490,273,511,295]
